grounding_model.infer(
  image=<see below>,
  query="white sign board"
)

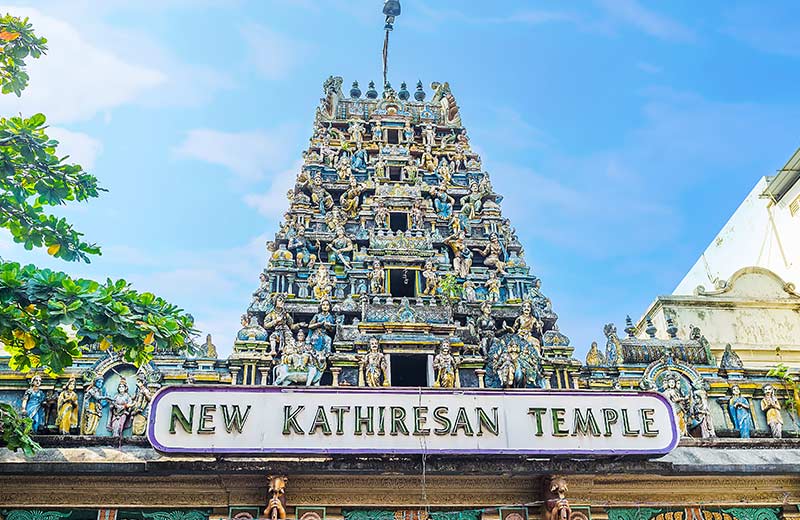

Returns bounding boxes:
[148,386,678,456]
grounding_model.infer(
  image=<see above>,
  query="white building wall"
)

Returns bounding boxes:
[674,176,800,295]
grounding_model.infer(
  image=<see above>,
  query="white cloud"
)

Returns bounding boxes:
[173,128,295,182]
[595,0,695,43]
[241,23,313,81]
[48,127,103,169]
[0,7,165,124]
[244,160,302,219]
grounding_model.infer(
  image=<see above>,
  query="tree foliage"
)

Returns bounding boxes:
[0,14,198,453]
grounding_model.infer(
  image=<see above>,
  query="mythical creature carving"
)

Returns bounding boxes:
[264,476,288,520]
[545,476,572,520]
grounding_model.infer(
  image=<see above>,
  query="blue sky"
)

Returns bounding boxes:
[0,0,798,358]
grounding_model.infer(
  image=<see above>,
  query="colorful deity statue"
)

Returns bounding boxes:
[335,151,352,181]
[403,120,414,143]
[475,301,497,357]
[21,374,46,434]
[311,263,334,300]
[350,146,368,172]
[422,123,436,147]
[660,372,690,436]
[288,228,318,269]
[264,294,300,355]
[56,376,79,434]
[130,375,153,436]
[308,298,336,355]
[367,259,385,294]
[107,378,133,438]
[444,229,472,279]
[433,339,458,388]
[325,206,346,232]
[463,280,477,302]
[436,157,452,188]
[360,337,389,387]
[475,232,507,275]
[485,271,501,303]
[761,384,783,438]
[372,120,383,143]
[339,176,363,218]
[348,119,366,146]
[585,341,605,367]
[690,388,716,438]
[503,300,542,351]
[81,376,109,435]
[326,227,354,269]
[310,173,334,215]
[410,199,425,229]
[373,198,390,229]
[422,259,438,296]
[373,156,387,180]
[460,181,483,221]
[404,159,420,184]
[421,146,437,172]
[728,384,754,438]
[432,185,454,220]
[720,343,744,369]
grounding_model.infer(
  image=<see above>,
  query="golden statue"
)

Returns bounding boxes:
[433,339,459,388]
[360,337,389,387]
[81,376,109,435]
[56,376,79,435]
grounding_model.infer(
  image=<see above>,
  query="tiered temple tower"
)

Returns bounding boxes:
[232,77,579,389]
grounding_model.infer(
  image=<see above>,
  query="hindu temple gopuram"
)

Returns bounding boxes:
[1,3,799,520]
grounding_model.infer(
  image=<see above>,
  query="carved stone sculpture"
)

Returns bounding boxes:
[432,339,458,388]
[360,337,389,387]
[728,384,754,438]
[55,376,78,435]
[761,384,783,438]
[20,374,46,434]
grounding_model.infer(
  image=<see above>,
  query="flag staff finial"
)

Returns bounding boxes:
[382,0,401,87]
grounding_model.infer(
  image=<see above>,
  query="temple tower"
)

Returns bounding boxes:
[233,77,580,389]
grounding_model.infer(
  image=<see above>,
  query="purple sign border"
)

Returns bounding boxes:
[147,386,679,457]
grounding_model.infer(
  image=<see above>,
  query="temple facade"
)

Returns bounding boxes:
[0,76,798,520]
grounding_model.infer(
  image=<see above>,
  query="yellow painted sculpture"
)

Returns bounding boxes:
[56,376,78,435]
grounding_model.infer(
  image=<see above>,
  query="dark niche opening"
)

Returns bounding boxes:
[389,166,403,181]
[389,212,408,231]
[388,268,415,298]
[387,129,400,144]
[390,354,429,387]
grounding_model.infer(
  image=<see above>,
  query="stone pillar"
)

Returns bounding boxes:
[475,369,486,388]
[229,367,240,386]
[330,366,341,387]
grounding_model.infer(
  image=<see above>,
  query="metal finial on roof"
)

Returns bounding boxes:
[382,1,401,87]
[350,81,362,99]
[414,80,426,101]
[398,81,410,101]
[666,318,678,339]
[624,315,636,337]
[366,81,378,99]
[645,317,657,338]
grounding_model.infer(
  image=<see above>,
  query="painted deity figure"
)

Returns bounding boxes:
[503,301,542,351]
[324,206,346,233]
[421,146,437,172]
[280,329,309,371]
[335,151,352,181]
[107,378,133,438]
[444,229,472,279]
[351,147,368,172]
[422,123,436,147]
[691,388,716,438]
[476,301,497,357]
[433,339,458,388]
[308,298,336,356]
[460,181,483,221]
[372,121,383,143]
[264,294,299,355]
[311,263,334,300]
[720,343,743,369]
[728,384,754,438]
[367,259,385,294]
[81,377,109,435]
[585,341,605,367]
[373,156,387,180]
[660,372,690,436]
[373,198,390,229]
[404,159,420,184]
[319,134,336,166]
[130,376,153,436]
[339,176,363,218]
[422,259,438,296]
[360,337,389,387]
[56,376,79,434]
[410,199,425,229]
[485,271,501,303]
[310,173,334,215]
[432,186,454,220]
[326,227,354,269]
[21,375,46,433]
[288,229,318,269]
[761,384,783,438]
[436,157,452,188]
[476,233,507,275]
[403,121,414,143]
[463,280,477,302]
[348,120,365,146]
